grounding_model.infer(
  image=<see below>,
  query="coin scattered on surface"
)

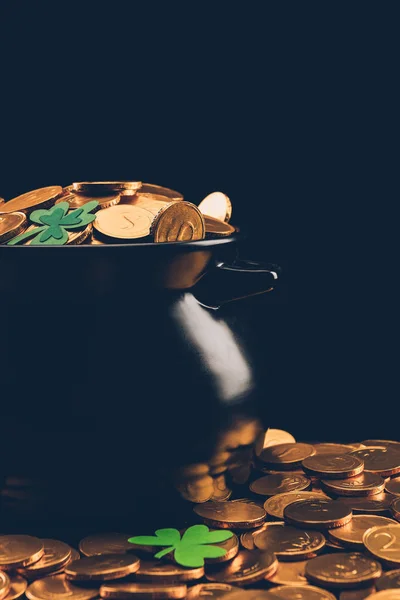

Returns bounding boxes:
[65,554,140,581]
[250,473,311,496]
[321,472,385,497]
[193,501,266,529]
[0,212,27,243]
[284,499,353,529]
[338,494,394,515]
[0,536,44,570]
[268,585,336,599]
[25,574,99,600]
[253,522,325,559]
[0,186,63,214]
[198,192,232,223]
[385,477,400,497]
[264,492,328,520]
[302,454,364,479]
[351,448,400,477]
[376,568,400,590]
[313,444,355,455]
[203,533,239,564]
[329,515,397,548]
[186,584,237,600]
[363,524,400,566]
[79,533,134,557]
[99,582,188,599]
[205,550,278,585]
[362,440,400,450]
[1,574,27,600]
[259,444,316,470]
[18,539,72,577]
[136,560,204,583]
[305,553,382,589]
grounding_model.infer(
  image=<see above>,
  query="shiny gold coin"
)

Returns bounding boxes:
[255,429,296,457]
[131,183,183,202]
[305,552,382,589]
[152,202,205,243]
[94,205,153,240]
[210,475,232,502]
[2,574,27,600]
[99,582,187,599]
[329,515,397,548]
[364,524,400,566]
[365,592,400,600]
[250,473,311,497]
[205,550,278,585]
[121,193,175,215]
[72,181,142,195]
[259,444,316,471]
[0,536,44,570]
[339,494,393,515]
[284,499,353,529]
[56,193,120,210]
[0,212,27,243]
[302,454,364,479]
[65,554,140,582]
[321,472,385,497]
[193,500,266,529]
[18,539,72,577]
[204,216,235,237]
[136,560,203,583]
[223,592,277,600]
[254,522,325,559]
[24,223,92,245]
[0,572,10,600]
[205,533,239,564]
[351,448,400,477]
[0,186,62,214]
[267,560,309,586]
[198,192,232,223]
[79,534,136,557]
[241,524,271,551]
[362,440,400,451]
[26,574,99,600]
[391,497,400,521]
[385,477,400,497]
[187,583,237,599]
[264,492,329,521]
[268,585,336,599]
[176,475,214,503]
[312,443,355,455]
[376,568,400,590]
[339,587,376,600]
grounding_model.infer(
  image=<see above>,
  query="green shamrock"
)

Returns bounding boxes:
[8,201,99,245]
[128,525,234,568]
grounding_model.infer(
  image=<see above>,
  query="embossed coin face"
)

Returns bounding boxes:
[385,477,400,497]
[152,202,205,243]
[0,186,62,214]
[253,522,325,559]
[72,181,142,195]
[268,585,336,599]
[351,448,400,477]
[339,494,393,515]
[264,492,328,520]
[302,454,364,479]
[94,205,153,240]
[65,554,140,581]
[250,473,311,496]
[136,560,204,582]
[2,574,27,600]
[284,499,353,529]
[198,192,232,223]
[329,515,397,548]
[267,560,309,586]
[255,429,296,456]
[0,536,44,569]
[57,193,120,210]
[321,472,385,497]
[313,444,355,455]
[193,501,266,529]
[0,212,27,243]
[204,216,235,237]
[376,568,400,590]
[186,583,237,599]
[26,574,99,600]
[364,524,400,566]
[259,444,316,470]
[79,533,134,557]
[0,571,10,600]
[205,550,278,585]
[305,552,382,588]
[99,582,188,599]
[19,539,72,576]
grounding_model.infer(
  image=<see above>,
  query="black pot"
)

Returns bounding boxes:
[0,235,279,541]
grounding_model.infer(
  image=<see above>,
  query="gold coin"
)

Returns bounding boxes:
[339,495,393,515]
[198,192,232,223]
[2,574,27,600]
[56,193,120,210]
[26,574,99,600]
[223,592,277,600]
[205,532,239,564]
[340,587,376,600]
[284,499,353,529]
[376,569,400,590]
[305,552,382,589]
[386,477,400,497]
[121,193,175,214]
[99,582,187,599]
[364,524,400,566]
[362,440,400,451]
[0,212,27,243]
[94,205,153,240]
[205,549,278,585]
[79,534,134,557]
[267,560,309,586]
[0,186,62,214]
[365,592,400,599]
[240,523,271,551]
[312,443,355,455]
[302,454,364,479]
[210,475,232,502]
[65,554,140,582]
[186,584,237,599]
[255,429,296,457]
[268,585,336,599]
[18,539,72,577]
[24,223,92,245]
[321,472,385,497]
[390,497,400,521]
[0,572,10,600]
[126,183,183,201]
[253,522,325,560]
[152,202,205,243]
[204,216,235,237]
[264,492,328,520]
[351,448,400,477]
[72,182,142,195]
[329,515,397,548]
[136,560,204,583]
[176,475,215,503]
[0,536,44,570]
[250,473,311,496]
[259,444,316,470]
[193,500,266,529]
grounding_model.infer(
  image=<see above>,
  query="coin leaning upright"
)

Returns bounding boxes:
[152,202,205,243]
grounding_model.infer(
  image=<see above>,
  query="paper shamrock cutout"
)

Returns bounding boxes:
[128,525,234,568]
[8,201,99,245]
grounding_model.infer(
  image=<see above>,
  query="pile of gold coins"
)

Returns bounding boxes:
[0,182,236,245]
[2,432,400,599]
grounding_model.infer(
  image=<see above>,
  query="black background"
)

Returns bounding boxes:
[0,2,394,443]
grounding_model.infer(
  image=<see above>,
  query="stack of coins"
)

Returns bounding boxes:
[3,434,400,599]
[0,183,236,245]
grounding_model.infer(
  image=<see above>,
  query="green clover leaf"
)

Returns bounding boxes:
[128,524,233,568]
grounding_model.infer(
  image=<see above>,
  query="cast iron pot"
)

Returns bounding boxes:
[0,235,279,540]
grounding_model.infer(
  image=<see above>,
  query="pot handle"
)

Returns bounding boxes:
[194,258,281,308]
